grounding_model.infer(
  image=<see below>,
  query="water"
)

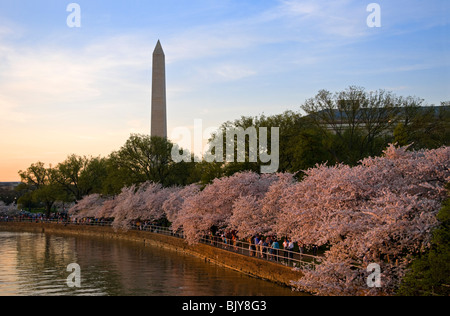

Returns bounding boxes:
[0,230,304,296]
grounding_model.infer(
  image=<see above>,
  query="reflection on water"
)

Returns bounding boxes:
[0,231,305,296]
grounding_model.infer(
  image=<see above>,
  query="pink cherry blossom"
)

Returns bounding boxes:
[110,182,177,230]
[177,171,279,244]
[285,144,449,295]
[68,194,108,219]
[228,173,297,239]
[163,184,200,230]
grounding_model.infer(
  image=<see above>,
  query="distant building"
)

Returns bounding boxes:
[0,182,20,191]
[313,104,450,135]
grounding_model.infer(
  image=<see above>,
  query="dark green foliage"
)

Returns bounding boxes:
[102,134,200,194]
[397,185,450,296]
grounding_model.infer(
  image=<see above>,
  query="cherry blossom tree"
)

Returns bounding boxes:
[110,182,177,230]
[283,144,450,296]
[143,184,179,223]
[121,182,163,226]
[177,171,279,244]
[0,201,19,216]
[96,197,119,220]
[228,173,297,239]
[109,185,138,230]
[163,184,200,230]
[68,194,108,219]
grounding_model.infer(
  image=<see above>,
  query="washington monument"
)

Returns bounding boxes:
[151,40,167,138]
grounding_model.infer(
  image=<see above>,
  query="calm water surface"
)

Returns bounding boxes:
[0,230,304,296]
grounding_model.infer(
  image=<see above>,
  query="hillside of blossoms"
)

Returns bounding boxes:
[67,144,450,296]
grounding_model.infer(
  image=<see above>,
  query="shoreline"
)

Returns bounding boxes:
[0,222,304,291]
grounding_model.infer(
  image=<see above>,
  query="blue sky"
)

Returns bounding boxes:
[0,0,449,181]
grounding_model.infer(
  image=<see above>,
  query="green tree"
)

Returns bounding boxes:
[0,186,20,206]
[397,184,450,296]
[394,100,450,149]
[205,111,332,178]
[103,134,198,194]
[17,162,66,217]
[166,157,201,186]
[287,123,332,175]
[13,187,37,212]
[81,156,109,194]
[301,86,400,165]
[106,134,172,188]
[55,155,108,201]
[189,161,224,186]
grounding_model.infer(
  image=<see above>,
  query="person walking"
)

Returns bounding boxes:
[248,236,255,256]
[282,238,289,260]
[298,241,304,260]
[288,239,295,258]
[271,238,280,262]
[232,232,237,252]
[287,238,295,265]
[254,235,260,256]
[258,238,264,258]
[262,238,269,259]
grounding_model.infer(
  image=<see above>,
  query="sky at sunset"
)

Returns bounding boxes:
[0,0,449,181]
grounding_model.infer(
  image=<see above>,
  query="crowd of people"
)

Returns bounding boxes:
[0,212,69,223]
[206,229,319,265]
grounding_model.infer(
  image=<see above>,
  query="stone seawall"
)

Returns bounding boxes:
[0,222,303,289]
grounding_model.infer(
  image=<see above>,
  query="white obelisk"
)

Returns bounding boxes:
[151,40,167,138]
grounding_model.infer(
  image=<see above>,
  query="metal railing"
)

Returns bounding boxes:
[131,223,321,269]
[197,234,321,269]
[0,217,322,270]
